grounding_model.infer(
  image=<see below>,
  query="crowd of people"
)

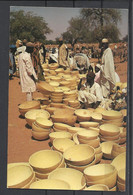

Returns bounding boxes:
[9,37,127,110]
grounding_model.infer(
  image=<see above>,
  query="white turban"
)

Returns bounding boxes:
[102,38,109,43]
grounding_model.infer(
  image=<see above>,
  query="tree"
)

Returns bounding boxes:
[80,8,121,43]
[122,35,128,42]
[10,10,52,44]
[93,24,120,43]
[62,16,92,47]
[55,37,60,45]
[61,8,121,46]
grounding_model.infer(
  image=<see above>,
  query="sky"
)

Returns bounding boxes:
[10,6,128,41]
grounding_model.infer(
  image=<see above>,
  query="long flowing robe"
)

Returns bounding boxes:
[32,47,44,81]
[78,82,103,104]
[100,47,116,98]
[18,52,37,93]
[58,44,68,67]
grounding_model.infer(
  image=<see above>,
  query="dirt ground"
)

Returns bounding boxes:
[7,59,127,163]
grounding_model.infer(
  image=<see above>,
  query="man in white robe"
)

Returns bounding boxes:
[78,72,103,108]
[18,42,38,101]
[100,38,116,98]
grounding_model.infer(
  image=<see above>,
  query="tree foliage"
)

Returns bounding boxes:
[62,16,91,46]
[61,8,121,45]
[10,10,52,44]
[122,34,128,42]
[80,8,121,43]
[80,8,121,28]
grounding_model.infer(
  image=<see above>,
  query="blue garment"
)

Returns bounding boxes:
[9,52,15,74]
[9,45,16,49]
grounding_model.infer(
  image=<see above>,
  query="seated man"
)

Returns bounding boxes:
[78,72,103,109]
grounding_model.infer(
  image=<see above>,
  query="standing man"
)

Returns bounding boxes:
[15,40,26,77]
[58,37,69,69]
[18,42,38,101]
[100,38,116,98]
[32,42,44,81]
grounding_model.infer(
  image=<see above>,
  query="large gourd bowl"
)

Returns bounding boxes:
[18,101,40,117]
[63,144,95,166]
[29,150,63,174]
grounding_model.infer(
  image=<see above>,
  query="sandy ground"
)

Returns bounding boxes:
[7,59,127,163]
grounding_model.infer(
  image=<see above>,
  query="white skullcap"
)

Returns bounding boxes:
[122,88,127,94]
[102,38,109,43]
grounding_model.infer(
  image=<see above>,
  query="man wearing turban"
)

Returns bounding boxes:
[78,71,103,109]
[100,38,116,98]
[18,42,38,101]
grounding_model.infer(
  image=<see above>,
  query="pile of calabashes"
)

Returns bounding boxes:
[7,149,126,191]
[14,70,127,191]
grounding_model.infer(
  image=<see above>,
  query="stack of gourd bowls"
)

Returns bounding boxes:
[101,110,124,127]
[99,124,120,143]
[18,101,40,117]
[79,121,100,133]
[7,163,36,189]
[49,131,73,144]
[63,144,96,173]
[37,81,80,108]
[51,108,77,126]
[76,130,102,163]
[117,168,126,191]
[36,81,55,99]
[24,109,52,141]
[111,152,126,191]
[28,150,65,180]
[29,178,71,190]
[119,127,127,144]
[37,65,81,107]
[48,167,86,190]
[50,89,64,103]
[101,141,126,160]
[52,138,76,154]
[52,122,71,132]
[33,97,51,109]
[74,109,92,122]
[99,110,126,144]
[25,109,50,127]
[83,163,118,190]
[32,117,53,140]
